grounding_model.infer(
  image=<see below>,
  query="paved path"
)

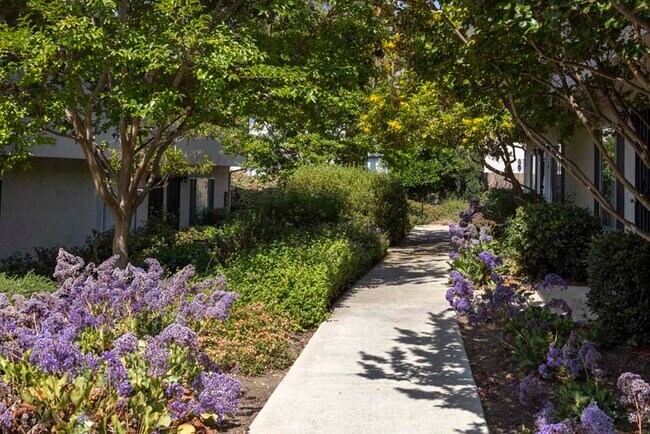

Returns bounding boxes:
[249,225,488,434]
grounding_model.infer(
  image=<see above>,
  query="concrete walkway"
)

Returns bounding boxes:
[249,225,488,434]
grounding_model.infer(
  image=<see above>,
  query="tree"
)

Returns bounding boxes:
[0,0,381,265]
[221,1,387,175]
[393,0,650,240]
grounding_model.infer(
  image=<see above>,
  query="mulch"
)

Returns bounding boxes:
[458,316,650,433]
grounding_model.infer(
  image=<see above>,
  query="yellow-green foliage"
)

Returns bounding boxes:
[219,230,388,329]
[0,271,57,295]
[408,198,466,226]
[203,302,294,376]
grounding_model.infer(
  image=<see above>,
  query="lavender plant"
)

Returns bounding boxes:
[618,373,650,433]
[0,250,241,432]
[538,332,605,382]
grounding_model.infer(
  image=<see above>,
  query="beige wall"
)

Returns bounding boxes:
[563,128,595,211]
[0,158,100,257]
[0,158,231,257]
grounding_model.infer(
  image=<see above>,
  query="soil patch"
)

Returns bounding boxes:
[459,317,650,433]
[217,330,314,433]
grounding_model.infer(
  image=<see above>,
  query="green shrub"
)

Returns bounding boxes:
[202,302,294,375]
[219,230,388,329]
[502,306,574,369]
[505,202,602,282]
[480,188,543,226]
[587,231,650,344]
[555,380,617,421]
[277,166,409,244]
[0,271,57,295]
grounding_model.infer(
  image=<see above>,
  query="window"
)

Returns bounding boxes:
[633,109,650,232]
[594,129,618,229]
[550,145,565,203]
[189,178,215,226]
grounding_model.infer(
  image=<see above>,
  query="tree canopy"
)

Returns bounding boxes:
[0,0,387,263]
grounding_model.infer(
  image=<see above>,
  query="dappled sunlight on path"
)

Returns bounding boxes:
[250,225,488,434]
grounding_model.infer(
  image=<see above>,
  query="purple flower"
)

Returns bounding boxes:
[534,403,555,431]
[29,331,84,375]
[617,372,650,426]
[448,251,460,260]
[102,351,133,397]
[539,364,550,378]
[159,323,198,349]
[519,375,546,409]
[0,402,12,429]
[193,371,242,422]
[143,336,170,377]
[545,298,572,319]
[166,382,185,399]
[112,332,139,357]
[580,402,615,434]
[169,399,193,420]
[537,273,568,290]
[547,344,562,368]
[477,251,502,271]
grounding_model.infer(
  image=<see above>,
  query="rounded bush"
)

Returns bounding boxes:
[505,202,601,282]
[587,231,650,344]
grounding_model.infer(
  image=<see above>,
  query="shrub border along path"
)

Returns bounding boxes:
[249,225,487,433]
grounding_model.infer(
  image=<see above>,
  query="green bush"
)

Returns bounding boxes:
[219,230,388,329]
[276,166,409,244]
[0,271,57,295]
[505,202,602,282]
[587,231,650,344]
[502,306,574,369]
[479,188,543,227]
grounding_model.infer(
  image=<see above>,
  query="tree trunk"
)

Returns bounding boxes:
[112,213,130,268]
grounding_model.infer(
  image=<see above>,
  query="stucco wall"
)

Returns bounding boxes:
[0,158,101,257]
[563,129,595,211]
[0,158,231,257]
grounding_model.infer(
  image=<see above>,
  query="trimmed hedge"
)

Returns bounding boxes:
[505,202,602,282]
[219,230,388,329]
[587,231,650,344]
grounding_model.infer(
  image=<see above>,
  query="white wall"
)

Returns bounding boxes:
[563,129,595,211]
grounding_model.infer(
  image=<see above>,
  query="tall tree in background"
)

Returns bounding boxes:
[394,0,650,239]
[0,0,386,265]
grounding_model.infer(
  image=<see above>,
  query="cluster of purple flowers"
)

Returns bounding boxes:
[536,273,568,291]
[519,374,547,409]
[477,251,502,271]
[533,402,615,434]
[445,270,475,314]
[617,372,650,428]
[0,249,242,427]
[544,298,573,319]
[538,332,604,380]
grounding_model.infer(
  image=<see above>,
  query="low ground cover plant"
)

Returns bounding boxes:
[219,229,388,329]
[446,202,648,433]
[0,271,57,295]
[0,250,241,432]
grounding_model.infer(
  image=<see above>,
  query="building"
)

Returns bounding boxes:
[0,137,241,257]
[483,146,525,189]
[522,110,650,232]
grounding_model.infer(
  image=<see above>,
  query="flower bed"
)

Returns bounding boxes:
[0,250,242,432]
[446,203,650,433]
